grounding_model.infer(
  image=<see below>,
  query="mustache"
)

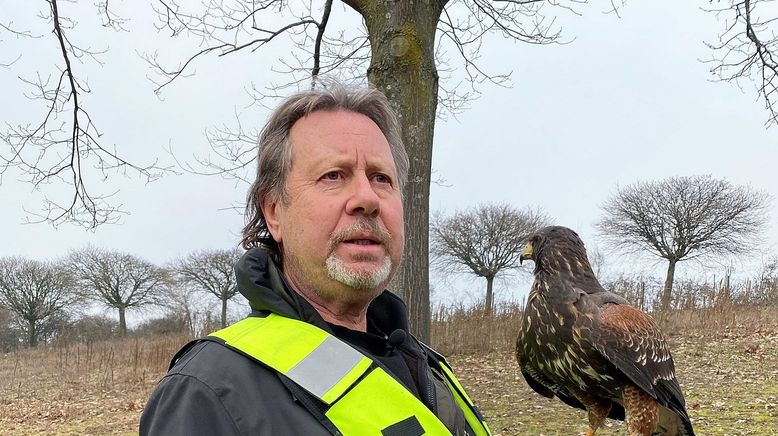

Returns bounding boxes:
[329,218,392,247]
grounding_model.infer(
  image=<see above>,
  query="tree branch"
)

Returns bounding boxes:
[704,0,778,127]
[146,0,321,94]
[312,0,334,80]
[1,1,170,228]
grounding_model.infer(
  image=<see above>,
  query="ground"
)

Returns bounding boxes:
[1,313,777,435]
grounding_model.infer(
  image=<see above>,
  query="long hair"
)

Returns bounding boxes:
[241,81,408,266]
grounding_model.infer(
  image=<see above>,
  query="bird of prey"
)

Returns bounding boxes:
[516,226,694,436]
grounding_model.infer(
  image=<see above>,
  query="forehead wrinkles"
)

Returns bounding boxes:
[290,129,394,174]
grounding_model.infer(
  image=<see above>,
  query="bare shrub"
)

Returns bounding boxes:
[603,274,661,312]
[54,314,119,346]
[133,314,190,337]
[431,302,523,356]
[0,305,22,353]
[661,305,778,338]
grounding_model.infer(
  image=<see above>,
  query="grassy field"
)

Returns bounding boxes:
[1,307,777,435]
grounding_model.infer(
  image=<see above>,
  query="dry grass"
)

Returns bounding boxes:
[0,335,191,435]
[0,305,776,435]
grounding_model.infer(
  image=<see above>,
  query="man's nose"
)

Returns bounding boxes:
[346,174,380,217]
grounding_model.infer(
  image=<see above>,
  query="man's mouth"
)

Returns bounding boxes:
[346,239,380,245]
[343,232,382,245]
[329,223,391,255]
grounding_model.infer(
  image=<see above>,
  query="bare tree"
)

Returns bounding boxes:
[0,257,77,346]
[431,203,549,315]
[1,1,166,228]
[68,246,168,335]
[596,175,770,312]
[171,248,243,328]
[145,0,580,340]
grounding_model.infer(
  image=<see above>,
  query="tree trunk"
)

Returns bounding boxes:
[362,0,442,342]
[28,319,37,347]
[660,260,677,312]
[221,297,228,328]
[118,305,127,336]
[485,275,494,316]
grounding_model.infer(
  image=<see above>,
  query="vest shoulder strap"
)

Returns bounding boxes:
[209,313,373,405]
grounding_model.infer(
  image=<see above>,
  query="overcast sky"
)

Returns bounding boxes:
[2,1,777,312]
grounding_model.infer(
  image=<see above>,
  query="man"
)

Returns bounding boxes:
[140,83,491,435]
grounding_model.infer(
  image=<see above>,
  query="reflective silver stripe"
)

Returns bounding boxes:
[285,335,364,399]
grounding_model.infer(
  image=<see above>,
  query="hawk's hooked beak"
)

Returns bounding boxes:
[519,241,533,265]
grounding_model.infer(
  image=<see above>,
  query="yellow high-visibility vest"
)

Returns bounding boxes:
[209,313,491,436]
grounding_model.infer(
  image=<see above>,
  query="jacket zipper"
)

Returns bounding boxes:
[422,350,437,412]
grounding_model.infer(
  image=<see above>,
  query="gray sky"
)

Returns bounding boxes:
[2,1,777,311]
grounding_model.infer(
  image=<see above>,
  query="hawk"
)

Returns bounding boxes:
[516,226,694,436]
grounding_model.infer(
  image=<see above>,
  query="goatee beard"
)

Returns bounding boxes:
[326,254,392,290]
[325,218,394,290]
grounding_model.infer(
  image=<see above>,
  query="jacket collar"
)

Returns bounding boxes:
[235,248,410,334]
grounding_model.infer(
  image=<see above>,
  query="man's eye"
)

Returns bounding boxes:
[323,171,341,181]
[373,174,392,185]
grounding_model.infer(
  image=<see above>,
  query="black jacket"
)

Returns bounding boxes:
[140,248,473,435]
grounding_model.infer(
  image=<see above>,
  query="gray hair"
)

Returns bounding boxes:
[241,82,408,264]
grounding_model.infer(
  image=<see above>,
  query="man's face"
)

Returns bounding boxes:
[262,110,405,307]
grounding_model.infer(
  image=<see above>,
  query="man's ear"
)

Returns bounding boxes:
[261,195,283,243]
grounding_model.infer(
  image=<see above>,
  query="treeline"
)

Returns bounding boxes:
[0,246,244,352]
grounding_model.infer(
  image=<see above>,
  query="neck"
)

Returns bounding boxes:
[537,256,603,292]
[304,293,369,331]
[286,276,370,331]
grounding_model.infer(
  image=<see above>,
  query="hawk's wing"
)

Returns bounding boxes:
[516,343,587,410]
[591,303,688,417]
[516,331,626,421]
